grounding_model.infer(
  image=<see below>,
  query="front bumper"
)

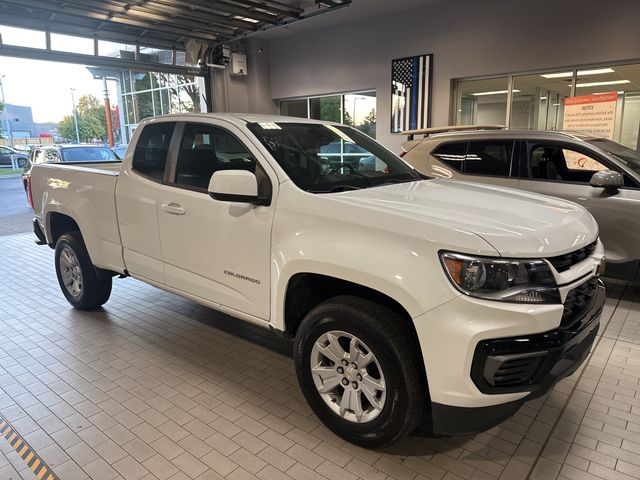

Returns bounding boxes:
[414,278,605,436]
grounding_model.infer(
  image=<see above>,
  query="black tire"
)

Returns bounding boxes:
[294,295,423,447]
[55,231,112,310]
[17,158,27,168]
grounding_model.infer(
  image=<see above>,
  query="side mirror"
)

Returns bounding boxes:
[208,170,268,205]
[590,170,624,190]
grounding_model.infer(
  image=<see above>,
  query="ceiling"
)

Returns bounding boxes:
[257,0,445,39]
[0,0,345,51]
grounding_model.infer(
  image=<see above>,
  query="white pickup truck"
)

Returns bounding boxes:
[29,113,606,447]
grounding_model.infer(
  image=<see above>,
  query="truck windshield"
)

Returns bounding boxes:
[247,122,422,193]
[588,138,640,176]
[61,147,119,163]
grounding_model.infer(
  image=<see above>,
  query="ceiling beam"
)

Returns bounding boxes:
[0,12,184,49]
[58,0,249,34]
[0,43,203,75]
[142,0,280,25]
[3,0,223,42]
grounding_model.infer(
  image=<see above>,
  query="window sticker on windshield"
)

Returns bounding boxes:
[324,124,354,143]
[257,122,282,130]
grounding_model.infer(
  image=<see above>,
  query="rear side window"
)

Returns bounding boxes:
[431,142,466,171]
[465,141,513,176]
[133,122,175,181]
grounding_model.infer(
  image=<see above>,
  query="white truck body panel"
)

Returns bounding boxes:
[31,162,126,273]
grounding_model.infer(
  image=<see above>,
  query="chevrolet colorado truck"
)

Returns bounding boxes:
[29,114,606,447]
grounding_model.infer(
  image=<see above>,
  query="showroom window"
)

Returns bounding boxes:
[121,71,206,143]
[279,91,377,138]
[453,63,640,150]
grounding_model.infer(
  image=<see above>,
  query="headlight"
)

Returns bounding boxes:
[440,252,560,304]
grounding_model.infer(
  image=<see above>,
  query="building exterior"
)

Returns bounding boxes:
[0,103,34,139]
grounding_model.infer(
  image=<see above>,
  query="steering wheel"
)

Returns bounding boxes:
[327,163,357,175]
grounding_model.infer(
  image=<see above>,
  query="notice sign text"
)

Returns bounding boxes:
[563,92,618,139]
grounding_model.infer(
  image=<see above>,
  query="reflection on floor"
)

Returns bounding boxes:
[0,232,639,480]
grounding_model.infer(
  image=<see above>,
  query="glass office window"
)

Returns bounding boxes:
[280,91,377,138]
[454,64,640,150]
[573,64,640,150]
[309,95,341,122]
[344,92,377,138]
[280,99,308,118]
[511,72,573,130]
[455,78,509,126]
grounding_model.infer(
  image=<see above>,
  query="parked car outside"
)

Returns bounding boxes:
[402,127,640,282]
[0,145,28,168]
[111,144,128,159]
[22,144,120,201]
[13,144,36,153]
[318,140,374,172]
[28,114,606,446]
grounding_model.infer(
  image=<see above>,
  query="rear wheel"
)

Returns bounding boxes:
[55,231,112,310]
[294,295,423,447]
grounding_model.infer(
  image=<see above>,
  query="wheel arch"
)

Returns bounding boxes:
[46,210,82,247]
[282,272,431,416]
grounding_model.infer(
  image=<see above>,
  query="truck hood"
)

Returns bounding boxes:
[334,179,598,257]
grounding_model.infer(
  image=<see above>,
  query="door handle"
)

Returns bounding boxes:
[161,202,186,215]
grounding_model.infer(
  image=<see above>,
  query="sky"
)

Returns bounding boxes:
[0,25,120,123]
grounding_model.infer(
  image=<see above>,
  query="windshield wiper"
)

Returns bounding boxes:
[308,184,363,193]
[375,177,421,187]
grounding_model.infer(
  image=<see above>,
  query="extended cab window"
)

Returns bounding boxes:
[431,142,466,171]
[133,122,175,181]
[175,123,256,190]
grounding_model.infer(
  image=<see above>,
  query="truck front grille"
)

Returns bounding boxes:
[561,277,599,328]
[547,240,597,272]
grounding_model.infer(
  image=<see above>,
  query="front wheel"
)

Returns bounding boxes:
[294,296,423,447]
[55,231,112,310]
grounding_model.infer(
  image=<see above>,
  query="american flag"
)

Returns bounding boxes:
[392,54,431,133]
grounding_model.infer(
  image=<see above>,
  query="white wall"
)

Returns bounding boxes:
[266,0,640,150]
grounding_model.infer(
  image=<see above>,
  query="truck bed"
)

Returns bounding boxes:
[30,161,126,274]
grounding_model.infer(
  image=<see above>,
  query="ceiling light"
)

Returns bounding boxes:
[471,89,520,96]
[233,16,259,23]
[541,72,572,79]
[574,80,630,88]
[541,68,615,79]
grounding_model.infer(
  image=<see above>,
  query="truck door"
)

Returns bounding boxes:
[155,121,276,321]
[116,121,177,284]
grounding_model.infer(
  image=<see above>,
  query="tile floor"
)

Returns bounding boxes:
[0,232,639,480]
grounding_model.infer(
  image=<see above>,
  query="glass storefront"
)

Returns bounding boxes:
[454,63,640,149]
[280,91,377,138]
[120,71,206,143]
